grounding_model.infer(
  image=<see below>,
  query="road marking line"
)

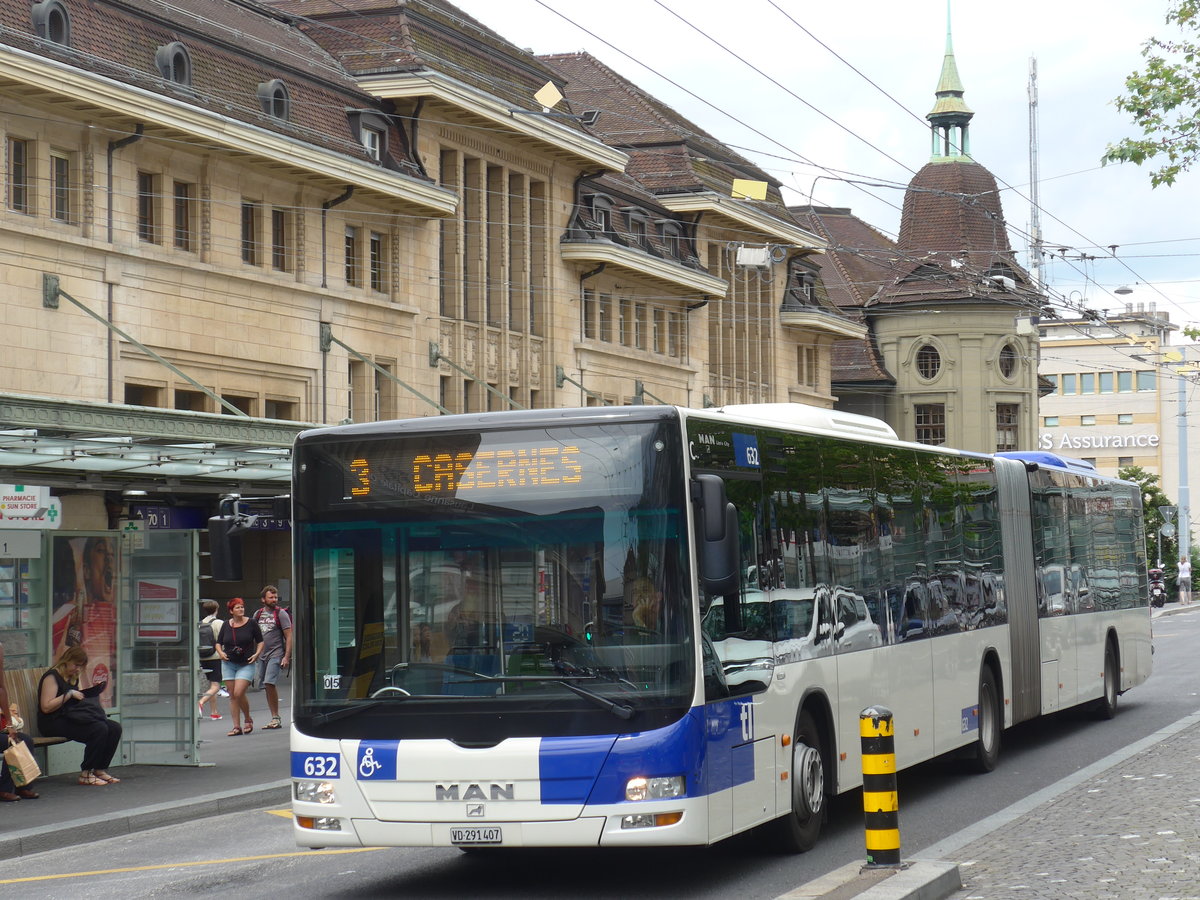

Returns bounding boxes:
[0,848,385,884]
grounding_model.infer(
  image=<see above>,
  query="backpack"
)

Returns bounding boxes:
[198,616,216,656]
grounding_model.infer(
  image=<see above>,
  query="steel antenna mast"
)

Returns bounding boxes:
[1028,56,1043,288]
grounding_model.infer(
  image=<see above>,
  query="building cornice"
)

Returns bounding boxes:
[359,70,629,172]
[657,192,826,249]
[779,309,867,340]
[0,46,458,216]
[560,241,727,296]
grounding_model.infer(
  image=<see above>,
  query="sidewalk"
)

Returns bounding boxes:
[0,688,292,859]
[782,600,1200,900]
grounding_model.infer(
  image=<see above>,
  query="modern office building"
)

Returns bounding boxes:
[1037,303,1200,537]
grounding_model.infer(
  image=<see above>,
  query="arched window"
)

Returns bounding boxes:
[999,343,1018,378]
[32,0,71,45]
[257,79,291,121]
[916,344,941,380]
[155,42,192,87]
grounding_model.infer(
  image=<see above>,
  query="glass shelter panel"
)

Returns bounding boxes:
[119,529,199,765]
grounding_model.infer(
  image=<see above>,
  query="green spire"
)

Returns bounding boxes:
[926,0,973,160]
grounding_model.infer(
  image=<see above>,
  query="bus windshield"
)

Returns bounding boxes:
[291,417,694,740]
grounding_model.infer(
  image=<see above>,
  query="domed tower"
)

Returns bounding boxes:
[863,11,1043,453]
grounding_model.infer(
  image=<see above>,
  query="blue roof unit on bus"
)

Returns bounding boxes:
[995,451,1099,475]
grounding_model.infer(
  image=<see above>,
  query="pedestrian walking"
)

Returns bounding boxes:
[1179,556,1192,605]
[252,585,292,730]
[215,599,263,736]
[197,600,223,720]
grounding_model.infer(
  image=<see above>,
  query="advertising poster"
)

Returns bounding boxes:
[136,578,182,641]
[51,535,117,707]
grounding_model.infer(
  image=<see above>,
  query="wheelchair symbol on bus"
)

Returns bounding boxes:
[358,746,385,778]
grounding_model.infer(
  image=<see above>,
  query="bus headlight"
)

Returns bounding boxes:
[625,775,685,801]
[294,780,337,804]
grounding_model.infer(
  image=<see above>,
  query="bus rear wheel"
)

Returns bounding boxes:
[770,710,826,852]
[968,667,1001,773]
[1092,640,1119,720]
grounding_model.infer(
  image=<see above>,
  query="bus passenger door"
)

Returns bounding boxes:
[698,473,778,838]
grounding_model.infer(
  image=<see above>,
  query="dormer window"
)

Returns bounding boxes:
[622,207,647,247]
[348,111,390,164]
[795,271,815,303]
[586,195,616,238]
[659,221,682,259]
[32,0,70,45]
[155,42,192,87]
[257,79,291,121]
[361,126,382,161]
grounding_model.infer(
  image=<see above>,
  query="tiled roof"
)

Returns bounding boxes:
[269,0,585,124]
[792,206,900,309]
[541,51,797,213]
[0,0,421,174]
[831,331,894,385]
[789,205,898,385]
[897,159,1015,273]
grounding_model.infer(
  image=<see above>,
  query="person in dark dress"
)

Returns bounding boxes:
[215,598,264,736]
[38,645,122,786]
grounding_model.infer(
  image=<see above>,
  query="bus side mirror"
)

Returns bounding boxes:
[693,474,739,596]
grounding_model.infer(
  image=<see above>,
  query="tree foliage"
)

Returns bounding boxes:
[1118,464,1177,568]
[1104,2,1200,186]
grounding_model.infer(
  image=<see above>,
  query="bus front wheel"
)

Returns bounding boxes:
[770,710,826,852]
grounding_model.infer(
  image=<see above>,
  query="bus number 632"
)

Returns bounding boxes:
[302,754,340,778]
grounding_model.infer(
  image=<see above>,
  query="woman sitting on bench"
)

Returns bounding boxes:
[38,646,123,787]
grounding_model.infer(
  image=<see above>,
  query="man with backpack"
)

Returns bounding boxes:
[197,600,223,720]
[252,585,292,730]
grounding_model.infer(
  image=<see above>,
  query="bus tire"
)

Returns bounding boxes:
[770,709,827,852]
[1092,640,1119,720]
[969,666,1001,773]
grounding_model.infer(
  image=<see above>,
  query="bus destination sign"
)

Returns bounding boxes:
[346,445,583,500]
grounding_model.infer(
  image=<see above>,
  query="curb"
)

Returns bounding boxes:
[778,859,960,900]
[0,779,292,860]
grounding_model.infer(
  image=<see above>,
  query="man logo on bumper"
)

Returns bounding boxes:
[436,783,515,801]
[466,804,485,817]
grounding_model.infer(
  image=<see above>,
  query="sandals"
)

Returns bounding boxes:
[78,773,108,786]
[243,719,254,733]
[94,771,120,784]
[264,716,282,730]
[227,727,244,736]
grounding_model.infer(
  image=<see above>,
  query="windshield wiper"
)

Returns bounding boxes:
[496,675,635,720]
[310,700,384,727]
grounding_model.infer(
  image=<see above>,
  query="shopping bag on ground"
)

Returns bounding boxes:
[4,739,41,787]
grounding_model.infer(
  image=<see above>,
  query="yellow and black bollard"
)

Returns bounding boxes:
[860,705,901,867]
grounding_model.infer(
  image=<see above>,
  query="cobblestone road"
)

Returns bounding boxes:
[949,719,1200,899]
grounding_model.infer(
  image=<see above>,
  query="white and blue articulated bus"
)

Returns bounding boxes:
[287,404,1151,851]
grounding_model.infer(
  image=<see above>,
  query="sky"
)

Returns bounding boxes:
[452,0,1198,332]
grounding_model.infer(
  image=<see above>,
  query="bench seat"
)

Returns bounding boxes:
[5,667,68,747]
